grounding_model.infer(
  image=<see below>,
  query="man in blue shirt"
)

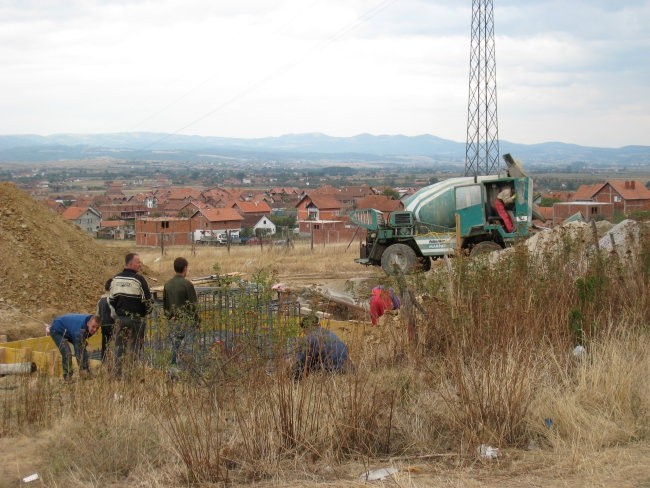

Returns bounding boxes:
[47,313,100,380]
[293,315,351,381]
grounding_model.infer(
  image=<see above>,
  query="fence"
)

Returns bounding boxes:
[0,283,301,379]
[145,284,302,374]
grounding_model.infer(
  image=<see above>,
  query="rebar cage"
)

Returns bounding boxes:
[145,285,302,373]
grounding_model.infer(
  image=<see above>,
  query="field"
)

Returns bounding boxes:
[1,233,649,487]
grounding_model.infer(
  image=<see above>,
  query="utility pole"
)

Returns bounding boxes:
[465,0,500,177]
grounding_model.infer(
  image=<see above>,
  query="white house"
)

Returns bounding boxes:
[61,206,102,236]
[252,215,276,236]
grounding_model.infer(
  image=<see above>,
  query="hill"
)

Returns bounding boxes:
[0,183,123,339]
[0,132,649,166]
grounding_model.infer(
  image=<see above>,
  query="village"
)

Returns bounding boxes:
[15,170,650,248]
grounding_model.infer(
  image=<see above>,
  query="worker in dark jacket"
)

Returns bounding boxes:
[163,257,200,366]
[96,278,115,363]
[293,315,350,381]
[47,313,100,380]
[109,253,152,375]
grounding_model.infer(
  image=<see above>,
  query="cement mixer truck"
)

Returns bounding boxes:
[350,154,534,274]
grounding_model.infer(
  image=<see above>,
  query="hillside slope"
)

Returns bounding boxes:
[0,183,123,339]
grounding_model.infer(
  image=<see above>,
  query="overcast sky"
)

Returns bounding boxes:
[1,0,648,147]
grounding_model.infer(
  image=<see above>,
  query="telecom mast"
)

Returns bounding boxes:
[465,0,499,177]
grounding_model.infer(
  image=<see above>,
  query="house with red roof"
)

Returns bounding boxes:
[61,206,102,235]
[190,207,244,242]
[232,200,272,216]
[571,180,650,215]
[295,194,345,234]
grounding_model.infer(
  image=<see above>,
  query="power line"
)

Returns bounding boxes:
[137,0,398,149]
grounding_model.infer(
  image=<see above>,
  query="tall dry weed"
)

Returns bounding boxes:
[0,374,61,436]
[149,381,228,483]
[530,330,649,449]
[43,376,167,484]
[441,344,540,448]
[410,227,649,452]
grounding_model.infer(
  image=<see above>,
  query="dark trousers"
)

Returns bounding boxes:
[101,324,114,363]
[50,330,88,379]
[114,316,146,375]
[168,320,198,366]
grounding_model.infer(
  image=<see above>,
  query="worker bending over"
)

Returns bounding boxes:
[293,315,351,381]
[47,313,100,380]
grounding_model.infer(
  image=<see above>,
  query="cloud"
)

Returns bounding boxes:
[0,0,648,147]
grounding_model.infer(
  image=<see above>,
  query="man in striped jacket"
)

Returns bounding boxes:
[109,252,152,375]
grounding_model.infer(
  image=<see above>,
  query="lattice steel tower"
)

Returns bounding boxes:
[465,0,500,177]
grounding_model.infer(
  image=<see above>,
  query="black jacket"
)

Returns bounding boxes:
[109,268,152,318]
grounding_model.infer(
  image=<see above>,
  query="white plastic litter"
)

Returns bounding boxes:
[572,345,586,357]
[359,467,398,481]
[22,473,39,483]
[478,444,500,459]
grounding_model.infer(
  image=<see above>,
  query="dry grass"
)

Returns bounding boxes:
[104,240,375,283]
[2,231,649,486]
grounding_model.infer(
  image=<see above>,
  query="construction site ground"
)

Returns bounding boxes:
[1,182,649,487]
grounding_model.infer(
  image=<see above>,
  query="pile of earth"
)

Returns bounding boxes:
[0,183,123,340]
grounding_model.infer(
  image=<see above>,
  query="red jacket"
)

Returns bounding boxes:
[369,287,392,325]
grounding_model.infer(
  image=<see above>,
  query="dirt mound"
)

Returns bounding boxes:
[0,183,123,340]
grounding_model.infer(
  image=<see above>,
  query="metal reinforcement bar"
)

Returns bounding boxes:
[144,284,302,372]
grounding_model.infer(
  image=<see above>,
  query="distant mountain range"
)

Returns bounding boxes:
[0,132,648,167]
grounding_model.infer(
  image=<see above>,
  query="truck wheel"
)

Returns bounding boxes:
[470,240,502,256]
[381,244,417,275]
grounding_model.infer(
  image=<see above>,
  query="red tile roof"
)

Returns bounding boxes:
[572,184,601,201]
[61,206,90,220]
[355,195,403,212]
[301,195,342,210]
[572,181,650,201]
[605,180,650,200]
[232,200,272,213]
[194,208,244,222]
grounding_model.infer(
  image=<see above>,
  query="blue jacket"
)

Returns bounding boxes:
[295,326,349,374]
[50,314,93,342]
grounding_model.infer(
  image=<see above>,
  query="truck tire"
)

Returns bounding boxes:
[470,240,502,256]
[381,244,417,275]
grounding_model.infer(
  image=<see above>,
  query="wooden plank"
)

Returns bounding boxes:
[0,347,5,364]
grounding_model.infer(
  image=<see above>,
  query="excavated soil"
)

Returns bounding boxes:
[0,183,124,340]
